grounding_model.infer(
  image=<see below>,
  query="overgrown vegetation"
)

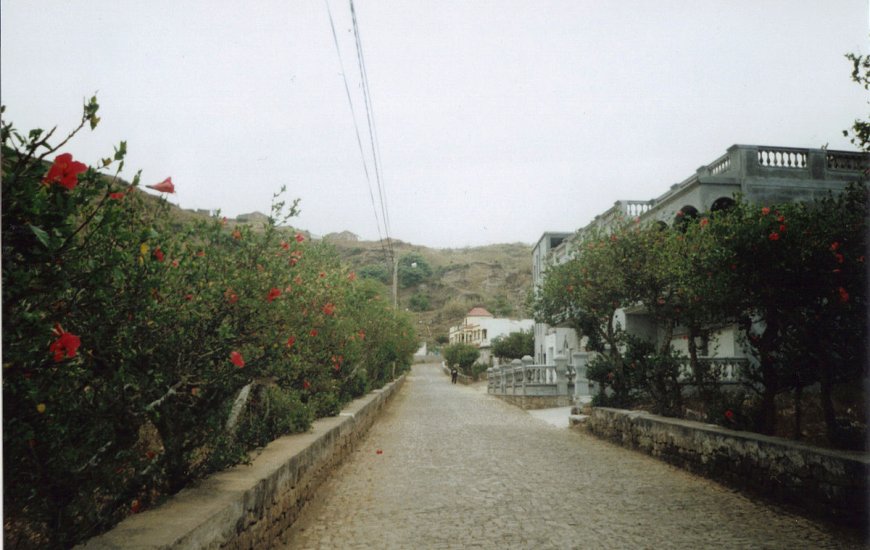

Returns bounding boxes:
[534,183,867,447]
[1,100,417,548]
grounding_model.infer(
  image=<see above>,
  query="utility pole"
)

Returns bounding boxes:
[392,250,399,308]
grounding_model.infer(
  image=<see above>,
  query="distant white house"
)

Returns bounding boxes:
[448,307,534,365]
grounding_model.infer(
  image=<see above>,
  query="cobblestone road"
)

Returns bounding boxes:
[279,364,865,549]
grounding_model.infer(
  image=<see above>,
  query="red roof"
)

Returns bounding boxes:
[466,307,493,317]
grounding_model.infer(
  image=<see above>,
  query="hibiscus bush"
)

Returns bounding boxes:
[2,100,416,548]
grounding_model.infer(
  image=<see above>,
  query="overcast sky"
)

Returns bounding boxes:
[2,1,867,248]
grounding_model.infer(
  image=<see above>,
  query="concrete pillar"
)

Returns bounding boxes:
[554,354,568,396]
[572,351,592,405]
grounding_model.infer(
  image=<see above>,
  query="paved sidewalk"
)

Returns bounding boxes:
[279,363,865,549]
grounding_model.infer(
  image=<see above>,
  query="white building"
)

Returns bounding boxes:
[448,307,534,365]
[533,144,867,366]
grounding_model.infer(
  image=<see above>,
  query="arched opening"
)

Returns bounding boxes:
[710,197,736,213]
[674,205,699,232]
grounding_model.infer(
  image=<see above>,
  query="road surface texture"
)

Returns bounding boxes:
[279,363,865,549]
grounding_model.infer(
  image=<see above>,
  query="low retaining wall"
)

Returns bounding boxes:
[493,394,572,410]
[585,407,870,528]
[80,375,406,549]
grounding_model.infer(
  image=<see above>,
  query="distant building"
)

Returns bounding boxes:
[448,307,534,365]
[533,144,868,365]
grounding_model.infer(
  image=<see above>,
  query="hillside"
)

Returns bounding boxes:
[323,235,533,344]
[157,200,533,345]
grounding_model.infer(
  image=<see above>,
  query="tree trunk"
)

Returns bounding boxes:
[819,366,838,446]
[792,383,803,440]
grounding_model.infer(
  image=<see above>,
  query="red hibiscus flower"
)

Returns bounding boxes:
[171,259,180,268]
[281,241,290,250]
[230,351,245,367]
[310,329,318,337]
[761,207,770,216]
[322,302,335,316]
[225,288,239,304]
[830,242,840,251]
[295,232,305,243]
[44,153,88,190]
[699,218,709,227]
[146,177,175,193]
[267,287,281,302]
[768,232,780,241]
[779,224,787,233]
[724,409,735,421]
[49,324,81,362]
[153,247,165,262]
[286,336,296,348]
[303,379,311,390]
[109,192,125,200]
[838,287,850,303]
[130,499,141,514]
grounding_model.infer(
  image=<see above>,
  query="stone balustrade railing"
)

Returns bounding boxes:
[677,357,748,384]
[487,354,750,407]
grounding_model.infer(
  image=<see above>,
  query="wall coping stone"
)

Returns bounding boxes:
[594,407,870,464]
[586,407,870,529]
[78,375,406,549]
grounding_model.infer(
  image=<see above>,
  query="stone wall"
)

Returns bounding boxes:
[494,394,572,410]
[585,407,869,528]
[79,376,406,549]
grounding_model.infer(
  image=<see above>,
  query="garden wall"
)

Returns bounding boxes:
[79,375,406,549]
[585,407,869,528]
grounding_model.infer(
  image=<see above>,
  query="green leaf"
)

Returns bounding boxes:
[28,224,50,248]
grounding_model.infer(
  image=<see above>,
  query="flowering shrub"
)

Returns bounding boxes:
[2,101,416,547]
[533,184,867,442]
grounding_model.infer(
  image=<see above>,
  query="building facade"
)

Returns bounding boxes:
[532,144,868,365]
[448,307,534,365]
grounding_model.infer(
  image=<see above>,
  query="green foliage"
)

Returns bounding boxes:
[470,362,490,380]
[491,329,533,360]
[408,292,431,312]
[358,263,390,284]
[533,183,867,440]
[442,343,480,373]
[398,252,432,288]
[489,294,514,317]
[844,52,870,152]
[1,101,417,547]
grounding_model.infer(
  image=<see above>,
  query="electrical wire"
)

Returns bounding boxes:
[324,0,391,264]
[349,0,394,264]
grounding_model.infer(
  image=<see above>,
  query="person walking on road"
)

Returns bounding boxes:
[450,367,458,384]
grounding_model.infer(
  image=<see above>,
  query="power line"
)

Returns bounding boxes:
[349,0,394,263]
[324,0,391,264]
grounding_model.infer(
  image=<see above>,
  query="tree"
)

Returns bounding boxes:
[844,52,870,151]
[491,330,533,360]
[442,343,480,373]
[408,292,431,312]
[358,263,390,284]
[398,252,432,288]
